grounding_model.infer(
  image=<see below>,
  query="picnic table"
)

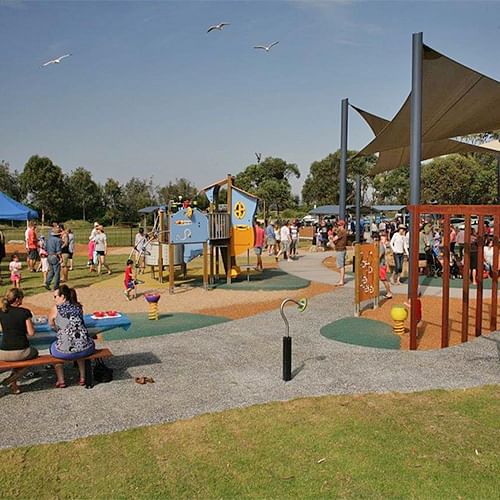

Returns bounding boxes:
[34,313,132,339]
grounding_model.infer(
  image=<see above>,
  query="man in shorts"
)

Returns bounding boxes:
[332,219,348,286]
[254,221,265,271]
[26,221,38,272]
[265,221,276,256]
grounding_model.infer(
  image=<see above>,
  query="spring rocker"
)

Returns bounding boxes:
[390,305,408,335]
[144,292,161,320]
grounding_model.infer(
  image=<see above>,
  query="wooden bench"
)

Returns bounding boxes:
[0,348,112,389]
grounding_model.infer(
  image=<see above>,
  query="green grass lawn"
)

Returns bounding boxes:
[0,386,498,498]
[0,255,128,297]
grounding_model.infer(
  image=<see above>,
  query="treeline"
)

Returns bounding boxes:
[1,149,498,225]
[0,156,203,225]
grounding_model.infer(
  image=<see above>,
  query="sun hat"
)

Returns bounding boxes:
[398,224,407,230]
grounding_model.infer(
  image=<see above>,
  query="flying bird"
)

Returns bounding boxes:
[207,22,230,33]
[255,153,262,164]
[41,54,72,67]
[253,41,279,52]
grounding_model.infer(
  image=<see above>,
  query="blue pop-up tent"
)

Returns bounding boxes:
[0,192,38,221]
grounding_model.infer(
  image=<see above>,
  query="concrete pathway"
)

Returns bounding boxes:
[1,254,499,450]
[278,250,494,299]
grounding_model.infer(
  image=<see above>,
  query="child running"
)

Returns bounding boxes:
[123,259,136,300]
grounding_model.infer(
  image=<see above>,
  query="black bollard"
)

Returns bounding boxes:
[283,336,292,381]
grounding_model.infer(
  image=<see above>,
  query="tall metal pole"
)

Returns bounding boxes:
[409,32,423,350]
[339,98,348,221]
[497,155,500,205]
[355,174,361,243]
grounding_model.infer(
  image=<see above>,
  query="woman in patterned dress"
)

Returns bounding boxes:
[49,285,95,388]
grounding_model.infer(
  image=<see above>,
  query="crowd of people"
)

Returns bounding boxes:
[0,221,114,293]
[262,220,301,264]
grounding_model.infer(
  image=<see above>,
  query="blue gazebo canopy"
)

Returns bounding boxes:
[0,192,38,221]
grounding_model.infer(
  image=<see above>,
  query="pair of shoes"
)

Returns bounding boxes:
[287,259,293,262]
[135,376,155,385]
[384,294,393,299]
[334,282,344,287]
[55,381,67,388]
[79,379,86,386]
[107,270,112,275]
[123,291,131,301]
[44,284,50,290]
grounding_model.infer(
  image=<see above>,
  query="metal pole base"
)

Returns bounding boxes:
[283,336,292,381]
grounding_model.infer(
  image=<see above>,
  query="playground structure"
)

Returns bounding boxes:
[407,205,499,350]
[352,207,499,349]
[132,175,258,293]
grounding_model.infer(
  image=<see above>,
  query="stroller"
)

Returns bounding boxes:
[425,245,443,277]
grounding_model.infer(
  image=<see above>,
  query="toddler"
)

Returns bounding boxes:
[404,291,423,328]
[38,236,49,285]
[9,254,22,288]
[123,259,136,300]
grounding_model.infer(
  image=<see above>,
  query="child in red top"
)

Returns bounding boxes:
[405,291,423,328]
[123,259,136,300]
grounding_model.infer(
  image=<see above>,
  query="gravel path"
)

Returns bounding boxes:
[2,252,499,449]
[1,281,499,450]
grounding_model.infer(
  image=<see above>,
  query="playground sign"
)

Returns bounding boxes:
[354,242,379,316]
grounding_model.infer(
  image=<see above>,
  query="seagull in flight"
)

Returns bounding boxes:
[41,54,72,67]
[207,22,230,33]
[255,153,262,164]
[254,41,279,52]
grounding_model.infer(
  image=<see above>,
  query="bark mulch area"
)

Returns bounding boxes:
[362,294,499,350]
[23,274,334,324]
[198,281,334,320]
[324,255,498,350]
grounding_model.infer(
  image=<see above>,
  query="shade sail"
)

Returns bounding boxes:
[0,192,38,221]
[352,105,500,174]
[358,44,500,157]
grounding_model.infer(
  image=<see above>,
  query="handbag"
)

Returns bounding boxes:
[93,358,113,383]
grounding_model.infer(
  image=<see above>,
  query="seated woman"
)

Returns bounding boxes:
[0,288,38,394]
[49,285,95,388]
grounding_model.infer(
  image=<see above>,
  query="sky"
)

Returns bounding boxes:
[1,0,499,198]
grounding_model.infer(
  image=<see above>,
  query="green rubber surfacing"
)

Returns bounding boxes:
[321,317,401,350]
[213,268,310,291]
[31,313,230,349]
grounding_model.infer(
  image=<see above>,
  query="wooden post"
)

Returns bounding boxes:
[461,215,471,343]
[374,242,380,309]
[209,243,214,285]
[203,241,208,290]
[169,243,175,295]
[441,214,451,348]
[158,209,164,283]
[226,174,233,285]
[491,214,499,332]
[475,215,484,337]
[354,243,360,316]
